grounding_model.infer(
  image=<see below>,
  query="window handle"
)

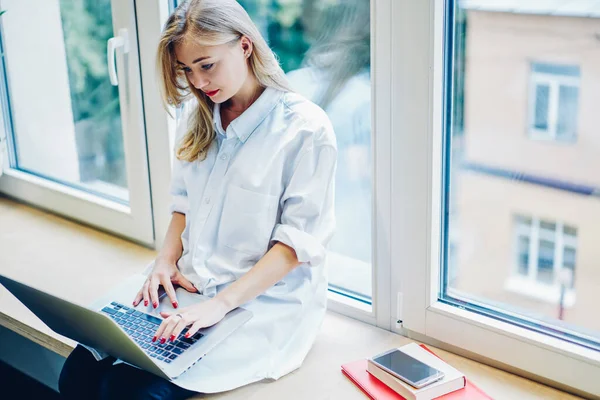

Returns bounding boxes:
[107,28,129,86]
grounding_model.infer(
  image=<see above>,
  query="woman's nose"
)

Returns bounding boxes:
[189,72,208,90]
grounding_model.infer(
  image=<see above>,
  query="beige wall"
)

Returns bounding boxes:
[453,11,600,335]
[463,11,600,186]
[453,172,600,333]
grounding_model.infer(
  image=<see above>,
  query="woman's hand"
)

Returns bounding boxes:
[132,257,196,309]
[152,299,229,344]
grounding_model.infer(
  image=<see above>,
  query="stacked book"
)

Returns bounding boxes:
[342,343,492,400]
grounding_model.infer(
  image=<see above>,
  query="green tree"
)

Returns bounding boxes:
[59,0,119,122]
[59,0,126,188]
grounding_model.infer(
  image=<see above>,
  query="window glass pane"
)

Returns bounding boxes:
[1,0,128,201]
[564,225,577,237]
[537,239,555,284]
[517,235,529,276]
[556,85,579,139]
[516,215,532,226]
[171,0,373,302]
[563,247,576,269]
[444,1,599,349]
[539,220,556,231]
[533,84,549,130]
[563,247,576,289]
[245,0,372,301]
[532,62,580,77]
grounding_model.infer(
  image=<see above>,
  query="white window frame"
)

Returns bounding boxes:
[135,0,177,251]
[507,216,577,307]
[0,0,155,246]
[391,0,600,397]
[327,0,393,329]
[528,67,580,142]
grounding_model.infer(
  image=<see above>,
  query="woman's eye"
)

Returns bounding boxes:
[201,63,214,71]
[183,67,192,74]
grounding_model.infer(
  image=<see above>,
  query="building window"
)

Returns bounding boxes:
[529,62,580,142]
[508,215,577,305]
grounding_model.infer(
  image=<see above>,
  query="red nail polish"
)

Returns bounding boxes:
[160,337,166,344]
[172,302,178,308]
[152,336,157,342]
[144,300,148,306]
[184,332,190,338]
[132,301,136,306]
[169,335,176,342]
[153,302,158,308]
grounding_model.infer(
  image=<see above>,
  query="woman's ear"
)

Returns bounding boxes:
[240,36,253,59]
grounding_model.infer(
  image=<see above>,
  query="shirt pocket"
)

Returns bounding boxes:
[218,184,279,256]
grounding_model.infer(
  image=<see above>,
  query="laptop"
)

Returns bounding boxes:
[0,273,252,381]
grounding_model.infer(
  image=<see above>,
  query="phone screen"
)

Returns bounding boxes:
[373,349,441,385]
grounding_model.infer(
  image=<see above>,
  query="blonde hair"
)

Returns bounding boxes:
[157,0,292,162]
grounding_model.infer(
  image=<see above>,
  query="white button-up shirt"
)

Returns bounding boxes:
[167,86,337,393]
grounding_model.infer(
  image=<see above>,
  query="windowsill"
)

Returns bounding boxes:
[528,130,577,144]
[0,195,582,399]
[505,276,576,308]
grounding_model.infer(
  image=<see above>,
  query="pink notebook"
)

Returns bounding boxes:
[341,344,493,400]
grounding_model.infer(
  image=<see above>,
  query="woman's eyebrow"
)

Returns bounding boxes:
[176,56,210,66]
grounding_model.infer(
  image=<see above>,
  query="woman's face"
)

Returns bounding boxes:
[174,36,251,104]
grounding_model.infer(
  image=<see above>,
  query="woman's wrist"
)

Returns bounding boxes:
[212,294,235,314]
[155,253,179,264]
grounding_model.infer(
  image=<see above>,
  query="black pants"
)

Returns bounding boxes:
[59,345,197,400]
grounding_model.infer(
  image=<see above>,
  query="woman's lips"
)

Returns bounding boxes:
[205,89,219,97]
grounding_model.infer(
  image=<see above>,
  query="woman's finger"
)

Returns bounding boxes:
[161,277,179,309]
[152,311,171,342]
[154,316,181,344]
[168,315,189,342]
[153,316,170,342]
[132,288,143,307]
[142,279,151,307]
[185,320,205,338]
[173,271,197,293]
[148,275,161,309]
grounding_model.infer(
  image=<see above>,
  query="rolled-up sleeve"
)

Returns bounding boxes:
[271,145,337,267]
[169,157,189,215]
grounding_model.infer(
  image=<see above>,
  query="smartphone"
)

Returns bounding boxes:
[370,348,445,389]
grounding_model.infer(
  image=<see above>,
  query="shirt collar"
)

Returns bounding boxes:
[212,86,284,143]
[212,101,228,139]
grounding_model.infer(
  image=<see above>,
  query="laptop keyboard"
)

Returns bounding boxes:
[101,302,204,364]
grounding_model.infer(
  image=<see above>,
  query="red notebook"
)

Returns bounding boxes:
[341,344,492,400]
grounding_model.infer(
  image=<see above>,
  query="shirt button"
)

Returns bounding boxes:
[220,154,228,161]
[204,197,210,204]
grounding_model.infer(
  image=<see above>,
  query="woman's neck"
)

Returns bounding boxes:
[225,74,264,114]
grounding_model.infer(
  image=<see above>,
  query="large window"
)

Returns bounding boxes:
[171,0,374,303]
[394,1,600,396]
[444,0,599,350]
[1,0,127,200]
[0,0,154,245]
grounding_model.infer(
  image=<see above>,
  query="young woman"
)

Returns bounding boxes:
[58,0,336,399]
